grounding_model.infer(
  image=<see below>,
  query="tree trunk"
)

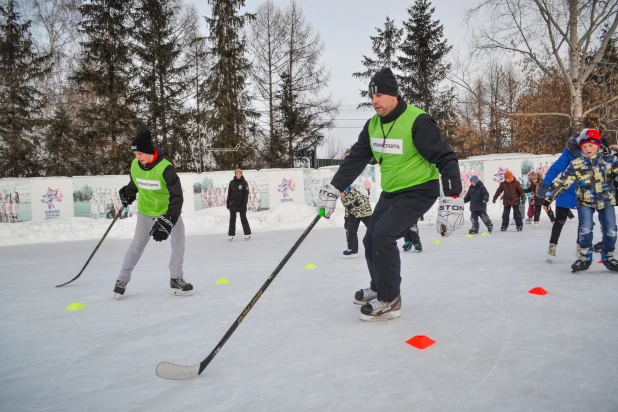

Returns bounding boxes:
[568,0,583,132]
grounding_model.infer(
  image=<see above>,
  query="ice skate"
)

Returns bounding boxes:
[516,225,523,231]
[170,278,193,296]
[571,252,592,273]
[359,295,401,321]
[468,228,479,234]
[244,235,251,240]
[114,280,127,300]
[402,242,412,251]
[593,242,603,253]
[353,287,377,305]
[601,253,618,272]
[546,243,556,263]
[500,226,507,231]
[343,249,358,259]
[413,243,422,252]
[228,236,233,241]
[525,217,532,223]
[534,221,540,228]
[487,225,493,233]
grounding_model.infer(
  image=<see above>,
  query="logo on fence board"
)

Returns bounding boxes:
[41,187,64,219]
[277,178,296,202]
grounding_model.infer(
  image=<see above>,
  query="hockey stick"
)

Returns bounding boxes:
[55,207,126,288]
[156,209,325,380]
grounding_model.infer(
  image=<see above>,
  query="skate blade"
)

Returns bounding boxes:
[171,289,193,296]
[114,293,122,300]
[359,310,401,322]
[342,254,358,259]
[353,299,372,305]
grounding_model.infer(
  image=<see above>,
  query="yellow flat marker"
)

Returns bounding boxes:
[215,277,229,284]
[305,263,317,269]
[465,234,473,238]
[481,232,489,236]
[432,240,441,245]
[66,302,85,311]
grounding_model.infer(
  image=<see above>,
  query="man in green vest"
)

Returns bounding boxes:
[114,130,193,299]
[314,68,464,321]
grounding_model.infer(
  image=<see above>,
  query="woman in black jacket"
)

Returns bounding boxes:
[227,169,252,240]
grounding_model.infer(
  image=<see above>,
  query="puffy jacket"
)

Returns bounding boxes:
[545,152,618,210]
[341,186,372,218]
[493,181,525,206]
[464,181,489,212]
[538,134,580,209]
[227,176,249,212]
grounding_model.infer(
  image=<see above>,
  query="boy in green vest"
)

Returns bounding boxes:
[114,130,193,299]
[314,68,464,321]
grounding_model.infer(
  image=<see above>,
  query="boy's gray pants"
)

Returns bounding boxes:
[117,212,185,282]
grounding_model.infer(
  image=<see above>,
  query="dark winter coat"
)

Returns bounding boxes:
[523,174,544,205]
[464,181,489,211]
[493,180,525,206]
[538,134,580,209]
[227,176,249,212]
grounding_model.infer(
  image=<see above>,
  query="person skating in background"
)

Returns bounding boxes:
[524,172,555,227]
[340,185,372,258]
[464,175,493,234]
[313,67,463,321]
[543,128,618,272]
[227,169,252,241]
[492,170,525,231]
[402,222,422,252]
[115,130,192,299]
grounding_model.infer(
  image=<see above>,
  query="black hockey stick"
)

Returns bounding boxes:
[156,209,325,380]
[55,207,125,287]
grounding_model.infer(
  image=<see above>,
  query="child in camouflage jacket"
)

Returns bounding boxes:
[340,186,372,258]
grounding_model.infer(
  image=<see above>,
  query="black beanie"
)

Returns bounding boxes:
[131,130,154,154]
[368,67,398,97]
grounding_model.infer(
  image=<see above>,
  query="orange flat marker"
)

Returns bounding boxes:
[406,335,436,350]
[598,260,603,264]
[528,287,548,295]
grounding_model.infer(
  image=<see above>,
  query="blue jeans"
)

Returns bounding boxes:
[577,205,617,255]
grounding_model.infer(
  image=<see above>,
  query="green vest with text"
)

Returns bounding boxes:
[369,105,439,193]
[130,158,172,216]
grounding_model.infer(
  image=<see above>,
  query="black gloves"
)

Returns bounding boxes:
[150,213,175,242]
[492,199,496,204]
[119,186,136,208]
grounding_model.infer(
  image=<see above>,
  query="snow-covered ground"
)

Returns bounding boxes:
[1,203,618,411]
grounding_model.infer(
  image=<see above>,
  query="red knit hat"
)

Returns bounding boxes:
[577,128,601,148]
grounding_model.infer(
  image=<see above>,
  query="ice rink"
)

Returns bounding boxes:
[1,206,618,412]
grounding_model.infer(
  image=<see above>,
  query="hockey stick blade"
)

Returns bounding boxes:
[155,210,324,380]
[156,362,201,380]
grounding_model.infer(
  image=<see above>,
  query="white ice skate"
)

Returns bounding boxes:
[546,243,556,263]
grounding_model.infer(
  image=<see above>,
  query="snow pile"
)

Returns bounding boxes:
[0,202,349,247]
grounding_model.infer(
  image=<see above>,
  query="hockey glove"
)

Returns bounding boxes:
[436,197,465,237]
[313,184,339,218]
[119,186,136,208]
[150,213,174,242]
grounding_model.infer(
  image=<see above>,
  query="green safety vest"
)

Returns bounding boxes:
[130,158,172,216]
[369,105,439,192]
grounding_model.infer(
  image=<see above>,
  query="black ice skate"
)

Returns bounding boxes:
[353,287,377,305]
[414,243,422,252]
[487,225,493,233]
[601,253,618,272]
[593,242,603,253]
[114,280,127,300]
[359,295,402,321]
[343,249,358,259]
[469,228,479,234]
[501,226,507,231]
[571,253,592,273]
[170,278,193,296]
[516,225,523,231]
[402,241,412,251]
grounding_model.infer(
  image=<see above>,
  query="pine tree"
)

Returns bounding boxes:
[0,0,51,177]
[71,0,139,175]
[132,0,191,158]
[397,0,452,114]
[352,16,403,109]
[204,0,258,170]
[44,106,76,176]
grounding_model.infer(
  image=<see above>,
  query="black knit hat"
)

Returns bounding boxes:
[368,67,398,97]
[131,130,154,154]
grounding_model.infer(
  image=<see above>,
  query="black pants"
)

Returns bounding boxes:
[470,210,492,230]
[363,191,437,302]
[534,204,556,223]
[344,215,371,252]
[549,206,574,244]
[502,205,523,227]
[403,223,420,244]
[228,210,251,236]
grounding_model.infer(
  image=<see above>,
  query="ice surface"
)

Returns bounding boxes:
[1,205,618,412]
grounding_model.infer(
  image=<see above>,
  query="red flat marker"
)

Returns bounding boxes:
[528,287,548,295]
[406,335,436,349]
[598,260,603,264]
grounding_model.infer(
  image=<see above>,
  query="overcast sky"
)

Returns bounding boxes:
[190,0,484,154]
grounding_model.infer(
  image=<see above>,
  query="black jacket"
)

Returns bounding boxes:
[125,148,183,224]
[464,181,489,212]
[330,97,461,198]
[227,176,249,212]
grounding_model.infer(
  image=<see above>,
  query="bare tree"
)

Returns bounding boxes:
[319,131,347,159]
[467,0,618,131]
[248,0,287,167]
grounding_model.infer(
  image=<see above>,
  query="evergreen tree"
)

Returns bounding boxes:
[43,106,76,176]
[132,0,191,157]
[397,0,452,114]
[203,0,258,170]
[352,16,403,109]
[0,0,51,177]
[71,0,139,175]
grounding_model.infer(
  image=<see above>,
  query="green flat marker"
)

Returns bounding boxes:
[215,278,229,284]
[66,302,86,311]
